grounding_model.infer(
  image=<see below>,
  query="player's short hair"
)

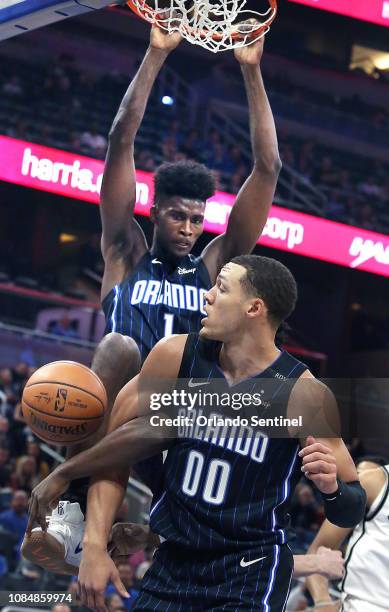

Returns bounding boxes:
[231,255,298,327]
[154,160,215,205]
[356,455,388,467]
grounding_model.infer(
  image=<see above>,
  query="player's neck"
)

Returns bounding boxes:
[219,330,280,385]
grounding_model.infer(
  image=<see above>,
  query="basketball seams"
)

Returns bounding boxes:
[31,361,107,400]
[22,399,104,421]
[25,380,106,410]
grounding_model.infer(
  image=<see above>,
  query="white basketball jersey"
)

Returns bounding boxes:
[341,466,389,611]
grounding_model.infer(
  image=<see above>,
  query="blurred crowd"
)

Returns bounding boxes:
[1,52,388,232]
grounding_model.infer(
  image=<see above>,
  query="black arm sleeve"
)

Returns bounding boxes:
[322,479,367,528]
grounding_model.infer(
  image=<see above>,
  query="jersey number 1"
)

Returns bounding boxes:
[163,313,174,337]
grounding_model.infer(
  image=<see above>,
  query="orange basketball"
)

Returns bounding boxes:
[21,361,107,446]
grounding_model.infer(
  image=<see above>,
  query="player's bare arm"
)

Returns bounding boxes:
[306,466,387,607]
[201,36,281,281]
[294,547,344,579]
[100,26,181,300]
[286,370,366,527]
[27,335,186,534]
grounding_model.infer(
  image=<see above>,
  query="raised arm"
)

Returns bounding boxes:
[201,36,281,281]
[100,27,181,300]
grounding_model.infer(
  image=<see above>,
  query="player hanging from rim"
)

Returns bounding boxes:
[22,24,282,573]
[306,456,389,612]
[27,255,366,611]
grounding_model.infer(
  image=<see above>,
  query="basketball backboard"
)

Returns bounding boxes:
[0,0,115,41]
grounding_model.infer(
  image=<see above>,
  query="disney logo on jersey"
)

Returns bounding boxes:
[178,267,196,275]
[349,236,389,269]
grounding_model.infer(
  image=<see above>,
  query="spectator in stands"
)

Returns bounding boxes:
[0,490,28,547]
[356,203,379,232]
[161,133,178,160]
[80,125,107,157]
[26,439,50,480]
[49,315,80,339]
[106,593,127,612]
[180,128,202,159]
[0,446,12,488]
[0,417,14,454]
[290,483,324,551]
[313,155,338,187]
[79,234,104,280]
[11,362,29,396]
[326,189,347,220]
[2,75,24,98]
[0,368,18,409]
[358,175,383,198]
[13,455,40,494]
[136,149,156,171]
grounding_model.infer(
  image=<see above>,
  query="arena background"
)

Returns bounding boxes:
[0,0,389,609]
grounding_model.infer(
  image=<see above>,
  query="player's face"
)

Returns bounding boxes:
[152,197,205,258]
[201,263,258,341]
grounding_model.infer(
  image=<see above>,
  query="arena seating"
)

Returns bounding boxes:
[0,52,388,233]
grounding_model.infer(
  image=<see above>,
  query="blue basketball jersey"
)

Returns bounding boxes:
[102,252,212,363]
[150,333,307,553]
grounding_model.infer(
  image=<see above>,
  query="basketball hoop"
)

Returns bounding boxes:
[126,1,278,53]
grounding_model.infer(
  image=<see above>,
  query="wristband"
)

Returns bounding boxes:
[322,478,366,528]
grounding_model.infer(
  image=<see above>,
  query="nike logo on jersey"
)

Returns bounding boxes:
[240,556,266,568]
[152,258,162,264]
[188,378,210,388]
[74,542,83,555]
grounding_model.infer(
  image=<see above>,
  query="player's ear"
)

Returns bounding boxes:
[247,298,264,318]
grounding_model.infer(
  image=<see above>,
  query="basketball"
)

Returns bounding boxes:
[21,361,108,446]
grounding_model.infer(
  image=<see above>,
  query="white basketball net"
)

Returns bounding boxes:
[128,1,277,53]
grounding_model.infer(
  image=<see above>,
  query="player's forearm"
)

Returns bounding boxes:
[305,536,333,602]
[57,416,170,482]
[240,64,281,174]
[293,555,321,578]
[83,469,129,550]
[305,573,332,604]
[109,46,169,142]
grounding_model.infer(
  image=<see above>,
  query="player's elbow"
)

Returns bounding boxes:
[253,155,282,179]
[108,117,139,147]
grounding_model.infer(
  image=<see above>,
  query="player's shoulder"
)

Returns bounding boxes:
[293,369,333,400]
[141,334,188,378]
[143,334,188,374]
[153,334,189,354]
[360,466,388,506]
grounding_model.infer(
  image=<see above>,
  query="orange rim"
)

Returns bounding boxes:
[126,0,278,42]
